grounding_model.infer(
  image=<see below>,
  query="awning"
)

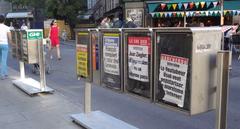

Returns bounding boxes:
[6,12,33,18]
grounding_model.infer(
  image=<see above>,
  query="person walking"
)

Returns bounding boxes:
[0,15,11,80]
[49,20,61,60]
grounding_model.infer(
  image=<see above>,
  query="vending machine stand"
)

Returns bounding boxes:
[13,39,54,96]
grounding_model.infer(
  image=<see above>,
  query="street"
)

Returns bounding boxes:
[7,41,240,129]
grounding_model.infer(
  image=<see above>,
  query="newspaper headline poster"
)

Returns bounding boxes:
[128,36,151,82]
[159,54,189,107]
[103,34,120,75]
[76,33,89,78]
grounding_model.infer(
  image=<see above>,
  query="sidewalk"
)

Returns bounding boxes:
[0,68,82,129]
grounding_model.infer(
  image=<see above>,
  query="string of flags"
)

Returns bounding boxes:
[156,1,220,11]
[151,10,240,18]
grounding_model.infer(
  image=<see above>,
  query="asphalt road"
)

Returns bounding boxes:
[8,42,240,129]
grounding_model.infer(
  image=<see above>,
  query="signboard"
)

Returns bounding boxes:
[128,36,151,82]
[159,54,189,108]
[77,44,88,77]
[27,31,43,40]
[103,34,120,75]
[126,8,144,27]
[76,32,89,78]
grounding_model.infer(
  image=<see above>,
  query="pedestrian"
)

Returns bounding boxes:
[0,15,11,80]
[20,22,28,30]
[49,20,61,60]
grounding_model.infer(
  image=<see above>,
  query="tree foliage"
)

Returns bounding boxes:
[5,0,87,27]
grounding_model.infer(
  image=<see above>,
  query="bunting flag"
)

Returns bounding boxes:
[167,4,172,10]
[183,3,188,9]
[160,12,164,17]
[173,12,177,17]
[206,2,211,8]
[178,3,183,9]
[200,2,205,9]
[161,4,166,10]
[172,4,177,10]
[195,2,200,9]
[213,2,218,8]
[206,11,209,16]
[224,10,227,15]
[150,13,155,17]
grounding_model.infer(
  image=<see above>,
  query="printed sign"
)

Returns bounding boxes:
[128,36,151,82]
[103,34,120,75]
[77,44,88,77]
[159,54,189,107]
[27,31,43,40]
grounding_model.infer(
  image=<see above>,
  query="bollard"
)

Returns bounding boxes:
[84,82,91,113]
[215,51,230,129]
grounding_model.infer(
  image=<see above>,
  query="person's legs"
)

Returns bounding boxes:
[56,44,61,60]
[0,44,8,78]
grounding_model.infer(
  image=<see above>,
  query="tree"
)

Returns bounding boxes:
[5,0,87,29]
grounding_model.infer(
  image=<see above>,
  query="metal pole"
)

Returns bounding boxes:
[19,61,25,79]
[184,11,186,27]
[220,0,224,26]
[38,39,46,91]
[215,51,230,129]
[84,82,91,113]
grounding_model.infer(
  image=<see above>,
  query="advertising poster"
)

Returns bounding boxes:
[159,54,189,107]
[77,44,88,77]
[128,36,151,82]
[103,34,120,75]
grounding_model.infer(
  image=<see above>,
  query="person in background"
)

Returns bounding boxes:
[0,15,11,80]
[21,22,28,30]
[49,20,61,60]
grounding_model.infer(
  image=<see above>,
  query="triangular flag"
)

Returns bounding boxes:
[183,3,188,9]
[172,4,177,10]
[214,11,218,14]
[213,2,218,8]
[189,3,194,9]
[208,11,212,16]
[173,12,177,17]
[200,2,205,8]
[206,2,211,8]
[190,12,194,16]
[195,2,200,9]
[177,12,180,17]
[178,3,182,10]
[150,13,155,17]
[182,12,185,17]
[167,12,172,17]
[156,13,160,18]
[234,10,238,15]
[224,10,227,15]
[160,13,164,17]
[167,4,172,10]
[206,11,209,16]
[161,4,166,10]
[186,12,190,17]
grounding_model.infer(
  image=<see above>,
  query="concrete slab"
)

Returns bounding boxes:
[71,111,139,129]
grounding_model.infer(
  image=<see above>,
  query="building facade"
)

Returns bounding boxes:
[0,0,11,14]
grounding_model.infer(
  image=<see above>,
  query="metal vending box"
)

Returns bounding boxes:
[154,27,221,115]
[21,29,43,64]
[10,30,23,60]
[123,28,153,99]
[75,29,92,82]
[100,29,123,91]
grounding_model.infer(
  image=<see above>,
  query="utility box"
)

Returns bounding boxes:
[154,27,221,115]
[21,29,43,64]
